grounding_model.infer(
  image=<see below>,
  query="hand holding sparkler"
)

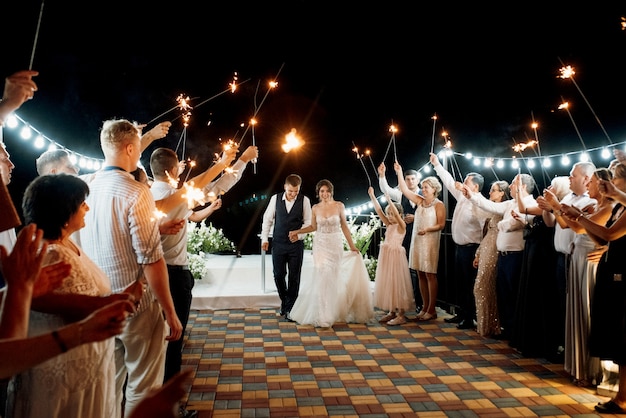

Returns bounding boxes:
[138,121,172,152]
[393,161,403,176]
[239,145,259,163]
[158,218,186,236]
[0,70,39,124]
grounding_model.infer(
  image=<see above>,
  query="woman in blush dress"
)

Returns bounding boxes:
[472,180,510,337]
[395,162,446,321]
[6,174,141,418]
[368,187,414,326]
[288,179,374,329]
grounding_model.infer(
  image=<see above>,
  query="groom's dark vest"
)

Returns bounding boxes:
[400,194,415,252]
[272,192,305,247]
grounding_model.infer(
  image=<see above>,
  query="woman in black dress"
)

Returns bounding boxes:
[561,162,626,414]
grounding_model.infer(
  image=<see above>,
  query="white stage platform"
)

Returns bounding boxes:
[191,252,310,310]
[191,251,376,311]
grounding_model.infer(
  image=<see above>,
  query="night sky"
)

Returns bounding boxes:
[2,2,626,253]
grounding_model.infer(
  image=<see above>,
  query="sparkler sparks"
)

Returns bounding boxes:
[182,181,208,209]
[151,209,167,222]
[430,114,438,153]
[558,64,613,144]
[229,72,238,93]
[352,144,372,186]
[382,123,399,163]
[365,149,377,173]
[512,139,538,153]
[282,128,303,153]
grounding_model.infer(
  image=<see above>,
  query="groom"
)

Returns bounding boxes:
[261,174,312,318]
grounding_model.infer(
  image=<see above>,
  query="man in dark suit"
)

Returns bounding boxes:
[261,174,312,318]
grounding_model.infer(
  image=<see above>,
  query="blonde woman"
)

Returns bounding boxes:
[395,162,446,321]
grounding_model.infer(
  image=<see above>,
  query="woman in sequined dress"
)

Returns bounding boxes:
[473,180,510,337]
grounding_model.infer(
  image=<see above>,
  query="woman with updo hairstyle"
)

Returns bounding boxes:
[473,179,510,337]
[7,173,140,418]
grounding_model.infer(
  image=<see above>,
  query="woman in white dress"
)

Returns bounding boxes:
[288,179,375,328]
[395,162,446,321]
[7,174,142,418]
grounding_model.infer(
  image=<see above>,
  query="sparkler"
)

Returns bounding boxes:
[352,143,372,186]
[250,117,258,174]
[365,149,377,173]
[511,138,539,184]
[442,136,462,181]
[558,99,587,150]
[173,94,192,160]
[381,123,398,162]
[529,112,550,187]
[145,75,249,126]
[430,114,438,154]
[236,63,283,147]
[182,159,196,184]
[391,124,398,162]
[558,64,613,144]
[29,1,45,70]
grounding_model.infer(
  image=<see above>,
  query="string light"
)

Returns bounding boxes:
[5,113,102,171]
[4,113,626,213]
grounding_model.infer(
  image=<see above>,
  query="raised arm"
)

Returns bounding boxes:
[155,146,238,213]
[385,192,406,234]
[561,203,626,245]
[394,161,423,205]
[0,70,38,126]
[139,121,172,152]
[368,187,389,226]
[377,162,402,202]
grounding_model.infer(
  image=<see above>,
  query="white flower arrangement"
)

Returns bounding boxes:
[187,221,237,280]
[187,222,236,255]
[187,253,210,280]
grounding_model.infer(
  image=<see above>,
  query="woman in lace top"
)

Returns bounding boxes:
[7,174,141,418]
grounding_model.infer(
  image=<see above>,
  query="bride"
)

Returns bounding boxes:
[288,179,375,328]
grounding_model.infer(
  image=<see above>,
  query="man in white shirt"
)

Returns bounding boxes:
[149,145,238,418]
[430,153,489,329]
[77,119,183,417]
[465,173,537,340]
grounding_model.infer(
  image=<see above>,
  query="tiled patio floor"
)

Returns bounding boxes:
[180,308,612,417]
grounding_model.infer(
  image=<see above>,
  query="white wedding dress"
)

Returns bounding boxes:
[289,215,374,327]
